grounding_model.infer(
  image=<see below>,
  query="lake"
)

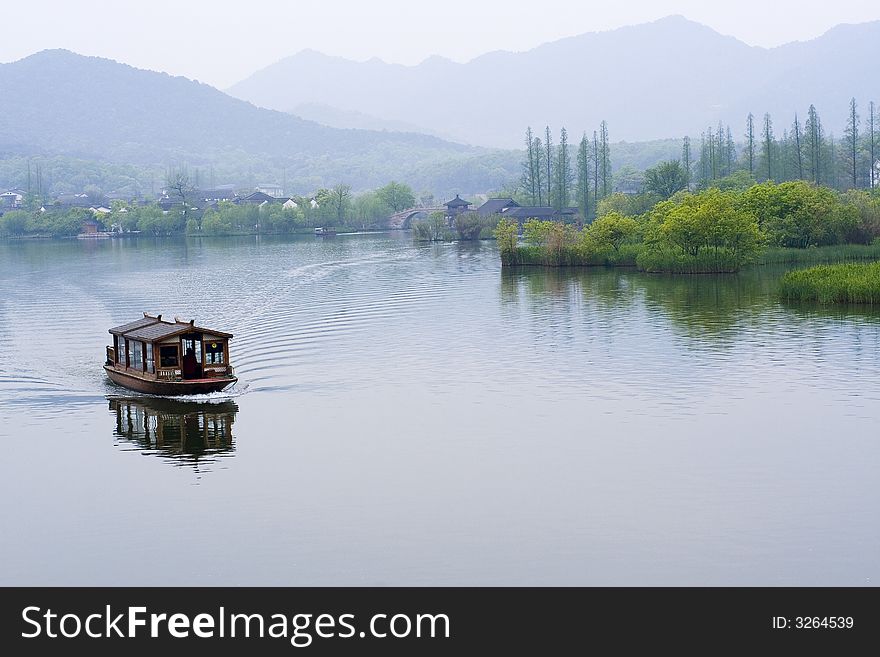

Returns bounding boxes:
[0,233,878,585]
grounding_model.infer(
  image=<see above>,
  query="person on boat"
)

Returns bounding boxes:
[182,347,199,379]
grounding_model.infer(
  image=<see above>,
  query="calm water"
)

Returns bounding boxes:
[1,233,878,585]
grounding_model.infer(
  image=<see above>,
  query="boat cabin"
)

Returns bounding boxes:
[104,313,236,395]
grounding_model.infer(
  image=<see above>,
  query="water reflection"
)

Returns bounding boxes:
[501,265,880,341]
[109,397,237,469]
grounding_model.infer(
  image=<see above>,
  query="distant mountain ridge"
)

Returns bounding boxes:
[227,15,880,148]
[0,49,498,193]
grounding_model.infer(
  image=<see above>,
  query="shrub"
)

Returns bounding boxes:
[413,212,451,241]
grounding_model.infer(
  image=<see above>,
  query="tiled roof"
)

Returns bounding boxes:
[445,194,471,207]
[109,316,158,334]
[477,198,519,216]
[109,315,232,341]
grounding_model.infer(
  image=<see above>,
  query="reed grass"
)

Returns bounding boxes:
[779,261,880,304]
[758,243,880,265]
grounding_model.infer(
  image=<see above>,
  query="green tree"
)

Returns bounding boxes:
[597,192,659,218]
[375,181,415,213]
[575,133,592,221]
[681,136,692,191]
[0,209,29,236]
[761,113,776,181]
[354,191,387,228]
[844,97,860,189]
[520,127,538,204]
[644,160,687,199]
[725,126,735,176]
[544,126,554,207]
[741,180,855,247]
[412,211,449,241]
[533,136,545,206]
[805,105,824,185]
[868,101,877,190]
[494,218,519,251]
[454,213,483,240]
[745,113,756,176]
[327,184,352,225]
[644,188,763,268]
[599,121,611,198]
[553,127,573,211]
[586,212,638,253]
[791,114,805,180]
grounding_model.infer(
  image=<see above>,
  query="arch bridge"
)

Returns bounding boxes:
[387,207,444,230]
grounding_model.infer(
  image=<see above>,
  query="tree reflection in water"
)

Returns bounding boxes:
[109,397,237,470]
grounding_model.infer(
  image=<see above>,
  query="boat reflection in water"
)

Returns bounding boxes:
[109,397,238,469]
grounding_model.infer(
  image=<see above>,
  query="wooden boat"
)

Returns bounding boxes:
[104,313,237,395]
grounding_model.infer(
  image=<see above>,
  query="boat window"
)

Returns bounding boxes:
[116,335,125,364]
[181,337,202,362]
[159,345,179,367]
[204,340,225,365]
[145,343,154,373]
[130,340,143,369]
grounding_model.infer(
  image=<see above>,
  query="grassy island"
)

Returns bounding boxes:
[497,182,880,274]
[779,262,880,304]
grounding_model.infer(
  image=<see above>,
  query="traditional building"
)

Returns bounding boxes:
[499,206,578,223]
[476,198,520,217]
[81,218,101,235]
[198,186,238,202]
[240,191,278,204]
[444,194,472,221]
[255,183,284,197]
[0,189,24,209]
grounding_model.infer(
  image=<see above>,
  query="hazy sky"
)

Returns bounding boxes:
[3,0,878,88]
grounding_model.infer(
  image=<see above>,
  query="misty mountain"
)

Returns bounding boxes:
[290,102,450,139]
[0,50,513,194]
[227,16,880,148]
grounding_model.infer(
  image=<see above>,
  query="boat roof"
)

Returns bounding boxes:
[110,313,232,341]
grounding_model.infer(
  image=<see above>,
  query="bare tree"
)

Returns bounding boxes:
[166,169,194,225]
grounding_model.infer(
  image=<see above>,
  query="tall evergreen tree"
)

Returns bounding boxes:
[828,132,840,190]
[844,97,860,189]
[762,113,775,181]
[533,137,545,206]
[592,130,599,202]
[726,126,735,176]
[791,114,804,180]
[553,127,574,211]
[716,121,726,176]
[520,126,538,203]
[576,133,591,221]
[699,132,709,186]
[544,126,553,207]
[681,136,692,191]
[745,113,756,175]
[599,121,611,198]
[707,125,717,180]
[780,129,790,181]
[805,105,823,185]
[869,101,877,190]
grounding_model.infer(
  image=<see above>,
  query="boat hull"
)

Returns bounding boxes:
[104,365,236,396]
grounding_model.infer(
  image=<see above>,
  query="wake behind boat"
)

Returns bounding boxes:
[104,313,237,395]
